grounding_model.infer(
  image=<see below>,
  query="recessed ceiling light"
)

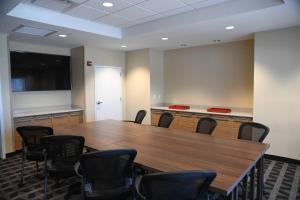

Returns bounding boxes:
[103,2,114,7]
[58,34,67,38]
[225,26,235,30]
[161,37,168,41]
[121,45,127,48]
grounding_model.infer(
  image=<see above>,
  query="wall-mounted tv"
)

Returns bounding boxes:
[10,51,71,92]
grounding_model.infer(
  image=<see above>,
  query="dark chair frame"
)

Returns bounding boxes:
[238,122,269,142]
[41,135,85,200]
[77,149,137,200]
[16,126,54,186]
[124,110,147,124]
[195,117,217,135]
[138,170,216,200]
[157,112,174,128]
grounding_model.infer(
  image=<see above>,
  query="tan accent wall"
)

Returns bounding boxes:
[164,40,254,108]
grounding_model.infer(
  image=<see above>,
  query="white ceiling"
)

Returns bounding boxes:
[27,0,233,27]
[0,0,300,51]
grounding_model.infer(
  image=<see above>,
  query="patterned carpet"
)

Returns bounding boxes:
[0,154,299,200]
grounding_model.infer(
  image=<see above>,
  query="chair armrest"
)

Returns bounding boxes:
[74,162,82,178]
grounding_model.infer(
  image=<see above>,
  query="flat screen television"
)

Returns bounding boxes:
[10,51,71,92]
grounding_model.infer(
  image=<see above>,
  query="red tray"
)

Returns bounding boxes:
[207,107,231,113]
[168,105,190,110]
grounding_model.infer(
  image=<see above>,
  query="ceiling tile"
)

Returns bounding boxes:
[188,0,232,9]
[33,0,73,12]
[69,0,87,4]
[138,0,186,13]
[124,0,147,4]
[122,13,162,27]
[160,5,194,17]
[97,14,130,26]
[116,5,156,20]
[66,5,108,20]
[84,0,134,13]
[180,0,206,4]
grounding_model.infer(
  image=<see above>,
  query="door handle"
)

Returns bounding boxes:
[96,101,103,105]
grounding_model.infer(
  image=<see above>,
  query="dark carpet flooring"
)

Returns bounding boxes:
[0,154,299,200]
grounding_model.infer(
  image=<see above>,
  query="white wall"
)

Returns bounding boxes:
[164,40,254,108]
[254,26,300,160]
[150,49,164,106]
[84,45,125,122]
[0,33,13,155]
[9,41,71,109]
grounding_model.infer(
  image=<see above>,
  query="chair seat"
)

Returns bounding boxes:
[26,151,44,161]
[47,159,77,178]
[84,183,133,199]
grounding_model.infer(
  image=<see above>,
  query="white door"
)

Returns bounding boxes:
[95,67,122,121]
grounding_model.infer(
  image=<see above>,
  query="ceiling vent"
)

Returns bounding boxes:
[13,25,56,37]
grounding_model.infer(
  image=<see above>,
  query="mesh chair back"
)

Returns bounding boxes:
[196,118,217,135]
[134,110,147,124]
[158,112,174,128]
[139,171,216,200]
[41,135,85,165]
[17,126,53,151]
[238,122,269,142]
[80,149,137,195]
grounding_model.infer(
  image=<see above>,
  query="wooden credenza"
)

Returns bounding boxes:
[151,109,252,139]
[13,111,83,151]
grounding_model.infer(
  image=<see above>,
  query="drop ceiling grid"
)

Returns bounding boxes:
[31,0,233,27]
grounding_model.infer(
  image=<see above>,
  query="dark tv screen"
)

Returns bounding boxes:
[10,51,71,92]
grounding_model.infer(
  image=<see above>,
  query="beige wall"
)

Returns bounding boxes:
[84,46,125,122]
[9,41,71,109]
[254,26,300,160]
[0,33,13,156]
[164,40,254,108]
[150,49,164,105]
[125,49,151,124]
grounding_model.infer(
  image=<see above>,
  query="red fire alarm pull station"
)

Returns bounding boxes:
[87,61,93,67]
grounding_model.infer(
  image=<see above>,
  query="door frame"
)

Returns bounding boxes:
[94,65,123,121]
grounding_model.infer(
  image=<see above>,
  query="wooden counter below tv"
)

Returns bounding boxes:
[13,106,83,151]
[151,108,253,140]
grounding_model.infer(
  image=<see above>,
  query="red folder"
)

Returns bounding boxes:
[207,107,231,113]
[168,105,190,110]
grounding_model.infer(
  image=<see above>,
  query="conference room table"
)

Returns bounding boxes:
[54,120,270,200]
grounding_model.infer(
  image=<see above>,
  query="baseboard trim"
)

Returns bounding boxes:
[265,154,300,165]
[6,150,22,158]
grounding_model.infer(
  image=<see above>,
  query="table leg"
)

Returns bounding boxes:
[257,157,264,200]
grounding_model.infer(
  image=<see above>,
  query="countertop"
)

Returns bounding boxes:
[151,106,253,118]
[13,105,84,118]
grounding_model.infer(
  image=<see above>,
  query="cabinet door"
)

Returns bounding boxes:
[176,114,198,132]
[151,110,162,126]
[33,115,52,127]
[14,117,33,151]
[69,112,83,125]
[52,113,70,128]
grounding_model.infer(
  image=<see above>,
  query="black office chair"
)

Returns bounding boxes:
[238,122,269,142]
[41,135,85,200]
[16,126,53,186]
[196,118,217,135]
[157,112,174,128]
[125,110,147,124]
[79,149,137,200]
[138,170,216,200]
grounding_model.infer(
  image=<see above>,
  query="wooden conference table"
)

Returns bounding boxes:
[54,120,270,199]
